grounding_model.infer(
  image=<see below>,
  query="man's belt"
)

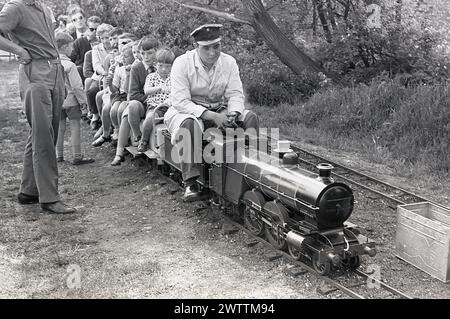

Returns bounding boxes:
[31,58,61,64]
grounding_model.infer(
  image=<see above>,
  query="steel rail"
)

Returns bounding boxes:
[263,133,447,209]
[222,216,366,299]
[223,215,414,299]
[291,144,430,204]
[131,152,413,300]
[354,269,413,299]
[295,156,408,206]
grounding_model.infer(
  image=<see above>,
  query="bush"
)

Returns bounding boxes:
[295,79,450,172]
[314,2,449,85]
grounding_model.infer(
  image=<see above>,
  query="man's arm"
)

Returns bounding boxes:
[69,38,80,63]
[83,50,94,78]
[0,34,31,64]
[223,56,245,116]
[0,3,31,64]
[170,55,206,117]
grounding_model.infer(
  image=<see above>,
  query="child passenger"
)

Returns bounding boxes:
[92,42,135,147]
[137,48,175,153]
[55,32,95,165]
[110,36,159,166]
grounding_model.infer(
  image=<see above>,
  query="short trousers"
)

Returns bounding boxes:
[111,92,127,105]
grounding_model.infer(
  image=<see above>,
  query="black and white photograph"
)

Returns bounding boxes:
[0,0,449,307]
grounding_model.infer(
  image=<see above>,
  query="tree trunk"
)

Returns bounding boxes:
[241,0,335,78]
[326,0,337,30]
[312,0,318,36]
[178,0,340,81]
[315,0,332,43]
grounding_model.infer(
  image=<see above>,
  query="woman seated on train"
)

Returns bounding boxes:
[164,24,259,202]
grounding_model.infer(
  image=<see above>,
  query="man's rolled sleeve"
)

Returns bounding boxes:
[171,56,206,118]
[224,58,245,115]
[0,2,21,33]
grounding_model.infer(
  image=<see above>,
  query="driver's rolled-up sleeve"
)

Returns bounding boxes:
[224,58,244,116]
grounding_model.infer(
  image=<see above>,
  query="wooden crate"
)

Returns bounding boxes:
[395,202,450,283]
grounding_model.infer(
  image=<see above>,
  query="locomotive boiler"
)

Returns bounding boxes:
[156,129,377,275]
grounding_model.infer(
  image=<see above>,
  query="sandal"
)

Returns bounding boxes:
[111,155,125,166]
[92,135,111,147]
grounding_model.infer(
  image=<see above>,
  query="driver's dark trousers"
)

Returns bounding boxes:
[177,110,259,185]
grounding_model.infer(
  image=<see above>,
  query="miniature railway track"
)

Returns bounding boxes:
[291,144,428,206]
[264,135,445,208]
[222,215,413,299]
[127,137,420,299]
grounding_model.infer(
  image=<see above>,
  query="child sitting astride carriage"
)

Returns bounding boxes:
[137,48,175,153]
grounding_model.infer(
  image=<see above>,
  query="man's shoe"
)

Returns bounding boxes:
[41,201,76,214]
[18,192,39,205]
[92,135,111,147]
[182,186,205,202]
[72,157,95,165]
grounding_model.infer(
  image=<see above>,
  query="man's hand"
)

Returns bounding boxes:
[201,110,228,128]
[18,48,31,65]
[212,112,229,129]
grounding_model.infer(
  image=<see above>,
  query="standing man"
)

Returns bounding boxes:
[0,0,76,214]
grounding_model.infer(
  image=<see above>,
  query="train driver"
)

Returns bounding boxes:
[164,24,259,202]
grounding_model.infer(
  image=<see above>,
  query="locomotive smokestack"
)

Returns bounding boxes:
[317,163,334,183]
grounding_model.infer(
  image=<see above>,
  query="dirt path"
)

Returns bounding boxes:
[0,61,322,299]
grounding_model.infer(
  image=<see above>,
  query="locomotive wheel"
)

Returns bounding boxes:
[263,201,289,251]
[342,256,361,270]
[312,255,331,276]
[243,206,265,237]
[288,244,302,261]
[265,226,287,251]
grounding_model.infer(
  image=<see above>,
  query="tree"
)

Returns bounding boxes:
[174,0,340,82]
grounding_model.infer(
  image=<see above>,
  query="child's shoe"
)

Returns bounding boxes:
[73,157,95,165]
[137,140,149,153]
[111,155,125,166]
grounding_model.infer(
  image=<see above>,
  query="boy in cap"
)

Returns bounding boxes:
[164,24,259,202]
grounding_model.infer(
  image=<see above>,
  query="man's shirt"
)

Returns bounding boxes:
[170,49,244,118]
[0,0,59,59]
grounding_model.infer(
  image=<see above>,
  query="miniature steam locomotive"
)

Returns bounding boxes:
[139,123,377,275]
